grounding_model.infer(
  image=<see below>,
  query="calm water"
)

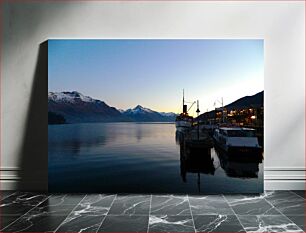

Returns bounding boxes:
[48,122,263,194]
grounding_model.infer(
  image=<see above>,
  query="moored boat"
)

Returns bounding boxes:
[175,114,193,129]
[175,90,194,130]
[213,127,262,155]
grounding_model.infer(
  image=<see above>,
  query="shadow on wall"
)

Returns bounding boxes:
[17,41,48,191]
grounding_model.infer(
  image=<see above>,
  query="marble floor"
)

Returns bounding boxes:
[0,191,304,232]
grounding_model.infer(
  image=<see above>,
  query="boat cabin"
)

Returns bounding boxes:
[218,127,257,138]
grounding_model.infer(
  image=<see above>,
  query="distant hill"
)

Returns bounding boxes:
[48,91,176,124]
[122,105,176,122]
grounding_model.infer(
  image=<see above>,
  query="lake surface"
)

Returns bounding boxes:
[48,122,263,194]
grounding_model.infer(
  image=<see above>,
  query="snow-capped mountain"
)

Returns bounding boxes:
[48,91,176,124]
[48,91,129,123]
[122,105,176,122]
[48,91,94,103]
[124,105,153,114]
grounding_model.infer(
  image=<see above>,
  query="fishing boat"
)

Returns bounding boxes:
[213,127,262,155]
[175,90,194,130]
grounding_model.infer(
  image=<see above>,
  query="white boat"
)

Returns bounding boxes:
[213,127,262,154]
[175,90,194,130]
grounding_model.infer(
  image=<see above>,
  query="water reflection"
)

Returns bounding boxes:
[48,123,263,193]
[176,129,263,191]
[48,124,108,154]
[177,130,215,192]
[180,143,215,192]
[215,146,263,179]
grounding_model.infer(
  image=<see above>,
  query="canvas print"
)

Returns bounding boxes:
[48,39,264,193]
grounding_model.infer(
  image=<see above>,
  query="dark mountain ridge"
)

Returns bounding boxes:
[197,91,263,120]
[225,91,263,110]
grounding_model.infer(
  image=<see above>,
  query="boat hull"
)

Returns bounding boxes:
[213,138,262,158]
[227,146,262,155]
[175,120,192,129]
[214,143,263,162]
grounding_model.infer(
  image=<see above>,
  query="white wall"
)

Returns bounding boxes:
[1,1,304,190]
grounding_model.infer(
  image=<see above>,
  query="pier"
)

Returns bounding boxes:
[177,125,214,157]
[184,128,214,149]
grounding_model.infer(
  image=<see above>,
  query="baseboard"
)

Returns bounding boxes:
[0,167,305,191]
[264,180,305,190]
[264,167,305,190]
[0,170,21,190]
[0,167,47,191]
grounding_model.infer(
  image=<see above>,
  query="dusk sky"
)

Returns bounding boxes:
[48,39,263,115]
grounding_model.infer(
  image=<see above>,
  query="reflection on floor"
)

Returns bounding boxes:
[0,190,304,232]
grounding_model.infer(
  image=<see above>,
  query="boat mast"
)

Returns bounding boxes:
[196,100,200,117]
[221,97,224,123]
[183,89,185,112]
[214,97,225,123]
[183,89,188,115]
[196,100,200,140]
